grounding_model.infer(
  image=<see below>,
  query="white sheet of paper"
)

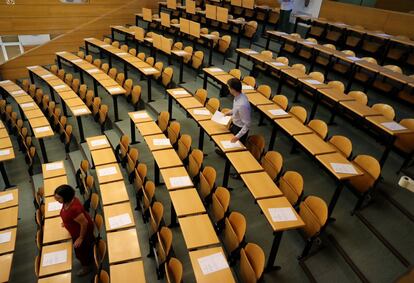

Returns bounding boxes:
[87,69,100,74]
[47,201,63,212]
[42,250,68,267]
[330,162,358,174]
[27,66,38,70]
[0,193,13,204]
[212,111,231,126]
[117,52,128,56]
[303,79,323,85]
[208,67,224,72]
[0,149,11,156]
[0,231,12,244]
[98,166,117,177]
[107,87,123,92]
[381,122,407,131]
[303,41,316,45]
[55,85,66,90]
[169,176,192,188]
[56,52,66,55]
[101,44,111,48]
[108,213,132,229]
[245,50,258,54]
[21,102,34,108]
[153,138,171,146]
[347,56,361,61]
[143,67,158,73]
[34,126,50,133]
[193,109,211,115]
[221,140,242,149]
[242,85,254,90]
[271,62,286,67]
[73,108,88,115]
[172,90,188,95]
[41,74,54,79]
[198,252,229,275]
[133,112,149,119]
[269,109,288,116]
[376,33,390,38]
[84,37,93,40]
[71,59,83,63]
[0,80,11,84]
[269,207,297,222]
[173,50,188,56]
[91,139,108,147]
[45,162,63,171]
[11,90,25,95]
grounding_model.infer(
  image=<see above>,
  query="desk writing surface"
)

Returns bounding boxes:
[318,88,355,103]
[39,241,72,277]
[275,117,313,136]
[30,116,50,128]
[160,166,194,191]
[316,152,364,180]
[226,151,263,174]
[90,148,117,166]
[215,74,235,85]
[257,104,291,120]
[211,134,247,153]
[294,133,337,156]
[44,175,68,197]
[0,147,15,162]
[0,138,12,150]
[59,91,78,100]
[0,129,7,139]
[110,260,146,283]
[242,0,254,9]
[14,95,33,104]
[189,247,235,283]
[152,149,183,169]
[103,202,135,232]
[257,197,305,232]
[95,163,123,184]
[177,96,204,109]
[33,126,54,139]
[281,68,309,79]
[128,110,153,124]
[245,92,273,106]
[99,181,129,206]
[178,214,219,250]
[86,135,111,151]
[64,98,85,107]
[0,228,16,255]
[44,196,62,218]
[169,188,206,217]
[0,253,13,283]
[199,120,230,136]
[339,101,382,117]
[167,0,176,9]
[107,228,141,264]
[240,172,283,200]
[203,67,228,76]
[38,273,71,283]
[366,116,413,136]
[0,188,18,210]
[43,217,71,245]
[144,134,173,151]
[135,121,163,136]
[188,107,213,121]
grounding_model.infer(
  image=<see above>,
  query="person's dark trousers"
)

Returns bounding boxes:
[230,124,248,144]
[278,9,292,33]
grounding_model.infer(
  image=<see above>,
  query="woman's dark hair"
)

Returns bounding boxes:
[227,78,242,93]
[54,184,75,203]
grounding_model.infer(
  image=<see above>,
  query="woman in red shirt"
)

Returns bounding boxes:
[54,185,95,276]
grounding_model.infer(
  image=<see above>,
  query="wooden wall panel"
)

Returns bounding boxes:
[0,0,157,80]
[375,0,414,13]
[320,1,414,38]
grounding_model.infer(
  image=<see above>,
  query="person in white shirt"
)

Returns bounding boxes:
[279,0,294,32]
[224,78,251,144]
